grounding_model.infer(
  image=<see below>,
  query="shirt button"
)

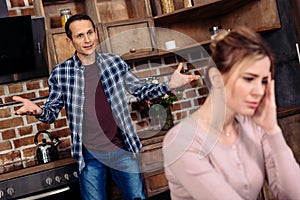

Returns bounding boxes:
[244,184,249,190]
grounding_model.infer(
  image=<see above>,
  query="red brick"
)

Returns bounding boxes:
[10,0,25,7]
[36,123,51,131]
[175,110,187,120]
[52,128,71,138]
[0,141,12,151]
[26,80,40,91]
[0,107,11,118]
[5,92,36,104]
[8,10,18,16]
[185,89,197,99]
[2,129,16,140]
[159,65,176,75]
[22,147,36,157]
[198,87,209,96]
[61,108,67,117]
[21,7,35,16]
[42,78,49,88]
[0,150,21,162]
[39,89,49,97]
[13,136,35,148]
[135,69,157,79]
[8,83,23,93]
[0,117,23,129]
[58,138,71,149]
[26,115,39,124]
[0,85,4,95]
[54,118,67,128]
[18,125,33,136]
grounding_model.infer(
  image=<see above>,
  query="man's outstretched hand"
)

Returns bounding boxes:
[168,63,200,89]
[13,96,42,116]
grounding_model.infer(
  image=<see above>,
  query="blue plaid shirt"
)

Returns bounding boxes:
[37,51,170,171]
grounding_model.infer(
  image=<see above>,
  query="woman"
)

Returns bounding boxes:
[163,26,300,200]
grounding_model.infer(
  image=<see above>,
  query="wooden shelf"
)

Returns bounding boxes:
[153,0,254,24]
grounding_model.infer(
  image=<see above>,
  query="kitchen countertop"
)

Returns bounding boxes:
[0,157,76,182]
[277,106,300,118]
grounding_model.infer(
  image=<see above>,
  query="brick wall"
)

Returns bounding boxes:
[6,0,35,16]
[0,49,209,171]
[0,0,210,171]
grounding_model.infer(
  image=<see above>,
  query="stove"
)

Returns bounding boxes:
[0,158,80,200]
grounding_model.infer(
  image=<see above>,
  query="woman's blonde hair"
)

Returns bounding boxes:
[209,26,274,76]
[204,26,274,88]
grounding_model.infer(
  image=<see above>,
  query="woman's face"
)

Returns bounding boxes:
[224,56,271,116]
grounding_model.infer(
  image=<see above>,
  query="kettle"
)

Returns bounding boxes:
[34,130,60,164]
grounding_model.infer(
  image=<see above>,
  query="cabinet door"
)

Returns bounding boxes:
[47,30,75,69]
[102,19,157,60]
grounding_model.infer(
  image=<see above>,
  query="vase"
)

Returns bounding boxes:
[149,104,174,130]
[161,0,175,14]
[162,106,174,130]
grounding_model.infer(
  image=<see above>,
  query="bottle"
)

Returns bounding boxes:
[60,9,71,28]
[183,0,193,8]
[209,25,222,40]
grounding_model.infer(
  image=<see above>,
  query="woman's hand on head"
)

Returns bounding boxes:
[252,74,281,135]
[12,96,42,116]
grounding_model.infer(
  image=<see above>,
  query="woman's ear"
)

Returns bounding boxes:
[208,67,223,88]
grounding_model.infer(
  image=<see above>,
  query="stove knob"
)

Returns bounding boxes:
[46,177,53,185]
[73,171,78,178]
[6,187,14,196]
[55,176,62,183]
[64,173,70,181]
[0,190,4,198]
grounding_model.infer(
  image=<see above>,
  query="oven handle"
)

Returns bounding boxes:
[17,186,70,200]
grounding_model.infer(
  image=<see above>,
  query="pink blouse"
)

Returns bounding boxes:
[163,115,300,200]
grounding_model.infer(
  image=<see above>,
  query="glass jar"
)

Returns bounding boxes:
[209,25,222,40]
[60,9,71,28]
[183,0,193,8]
[161,0,175,14]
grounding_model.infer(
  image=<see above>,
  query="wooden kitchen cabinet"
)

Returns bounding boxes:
[152,0,281,54]
[101,19,158,60]
[84,0,156,60]
[34,0,281,68]
[137,130,169,197]
[47,29,75,66]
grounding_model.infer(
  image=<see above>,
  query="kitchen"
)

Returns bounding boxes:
[0,0,300,199]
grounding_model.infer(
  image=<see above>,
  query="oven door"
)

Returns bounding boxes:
[18,182,81,200]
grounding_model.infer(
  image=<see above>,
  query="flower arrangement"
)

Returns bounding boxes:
[148,90,178,108]
[132,90,178,130]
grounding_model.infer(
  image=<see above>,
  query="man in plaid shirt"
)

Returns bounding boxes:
[13,14,199,200]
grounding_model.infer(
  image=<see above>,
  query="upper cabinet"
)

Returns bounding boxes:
[34,0,281,69]
[84,0,157,60]
[151,0,281,54]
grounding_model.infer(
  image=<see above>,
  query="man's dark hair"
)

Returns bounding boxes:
[65,14,96,39]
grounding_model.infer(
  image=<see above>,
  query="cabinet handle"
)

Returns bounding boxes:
[130,48,136,53]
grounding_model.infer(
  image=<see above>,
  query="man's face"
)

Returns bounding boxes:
[67,20,98,62]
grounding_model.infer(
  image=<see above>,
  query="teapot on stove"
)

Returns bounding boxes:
[34,130,60,164]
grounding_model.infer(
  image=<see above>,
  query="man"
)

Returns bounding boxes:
[13,14,199,200]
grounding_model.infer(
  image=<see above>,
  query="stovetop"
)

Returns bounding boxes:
[0,157,79,199]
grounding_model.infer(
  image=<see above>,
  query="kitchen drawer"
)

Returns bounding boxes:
[101,19,158,60]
